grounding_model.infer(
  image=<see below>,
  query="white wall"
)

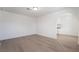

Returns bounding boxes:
[37,9,79,39]
[56,9,79,36]
[0,11,36,40]
[37,13,57,39]
[0,8,79,40]
[75,12,79,37]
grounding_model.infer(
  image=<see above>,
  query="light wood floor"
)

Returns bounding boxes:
[0,34,78,52]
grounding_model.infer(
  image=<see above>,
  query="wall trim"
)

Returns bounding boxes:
[57,34,78,38]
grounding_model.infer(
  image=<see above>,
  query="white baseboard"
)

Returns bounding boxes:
[0,33,36,41]
[37,33,57,39]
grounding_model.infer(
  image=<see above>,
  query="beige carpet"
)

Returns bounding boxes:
[0,34,78,52]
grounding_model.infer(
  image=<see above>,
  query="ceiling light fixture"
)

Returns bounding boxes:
[32,7,38,11]
[26,7,39,11]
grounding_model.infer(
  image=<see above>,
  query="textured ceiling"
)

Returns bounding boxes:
[0,7,79,17]
[0,7,65,17]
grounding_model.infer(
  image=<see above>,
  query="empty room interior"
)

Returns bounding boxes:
[0,7,79,52]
